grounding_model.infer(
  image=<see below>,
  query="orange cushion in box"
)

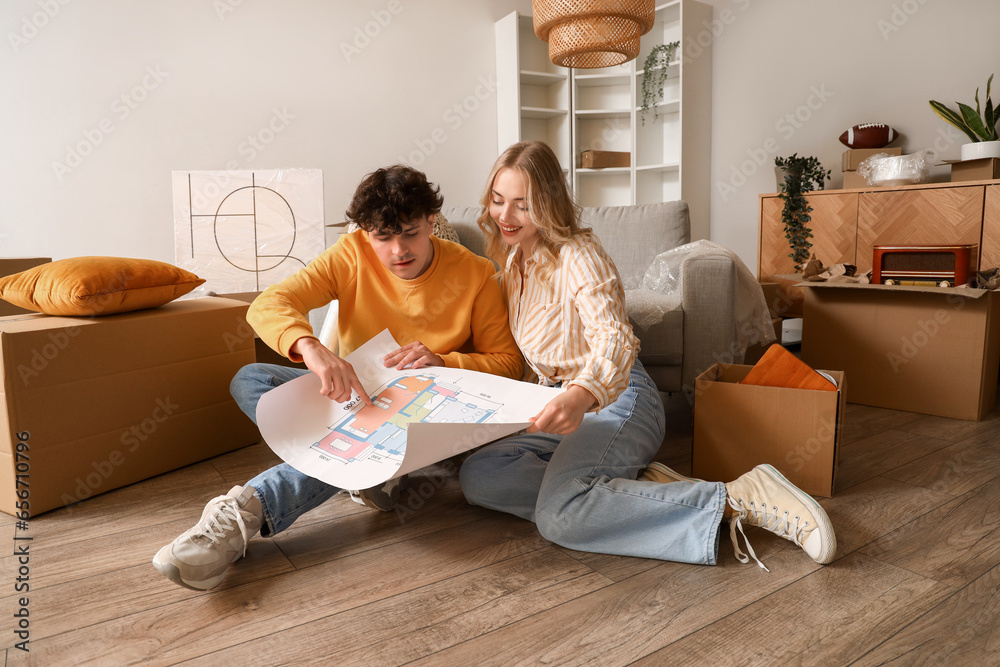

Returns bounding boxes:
[740,343,837,391]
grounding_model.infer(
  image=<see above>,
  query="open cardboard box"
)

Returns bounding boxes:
[693,363,845,497]
[0,297,260,516]
[801,282,1000,421]
[944,157,1000,182]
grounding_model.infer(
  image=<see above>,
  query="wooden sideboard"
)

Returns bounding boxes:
[758,179,1000,280]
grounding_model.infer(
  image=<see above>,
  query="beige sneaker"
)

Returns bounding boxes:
[639,462,703,484]
[152,485,263,590]
[347,475,408,511]
[725,464,836,571]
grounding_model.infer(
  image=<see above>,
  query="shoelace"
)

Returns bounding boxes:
[194,496,252,558]
[727,496,810,573]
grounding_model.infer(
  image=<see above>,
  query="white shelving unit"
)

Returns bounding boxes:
[495,11,571,173]
[495,1,712,239]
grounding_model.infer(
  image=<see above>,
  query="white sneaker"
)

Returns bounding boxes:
[152,485,263,590]
[725,464,836,571]
[639,462,704,484]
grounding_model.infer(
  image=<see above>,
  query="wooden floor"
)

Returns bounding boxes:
[3,391,1000,666]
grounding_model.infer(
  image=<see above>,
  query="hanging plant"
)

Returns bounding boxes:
[639,42,680,125]
[774,154,831,267]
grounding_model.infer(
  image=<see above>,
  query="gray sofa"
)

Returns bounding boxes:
[441,201,740,400]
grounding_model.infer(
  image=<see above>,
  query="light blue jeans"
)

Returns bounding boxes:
[231,363,343,537]
[459,361,727,565]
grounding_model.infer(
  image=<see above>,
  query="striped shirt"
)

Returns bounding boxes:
[502,234,639,410]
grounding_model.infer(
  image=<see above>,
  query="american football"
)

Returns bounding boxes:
[839,123,899,149]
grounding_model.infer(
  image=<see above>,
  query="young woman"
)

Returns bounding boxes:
[459,141,836,570]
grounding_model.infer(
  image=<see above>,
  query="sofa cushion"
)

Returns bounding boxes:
[580,201,690,287]
[626,288,683,365]
[444,202,691,287]
[439,206,488,258]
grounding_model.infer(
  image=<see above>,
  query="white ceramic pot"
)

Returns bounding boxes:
[960,141,1000,160]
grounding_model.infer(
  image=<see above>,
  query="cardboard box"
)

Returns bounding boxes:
[0,258,51,316]
[948,157,1000,182]
[212,291,260,303]
[580,150,630,169]
[0,297,260,516]
[842,171,870,189]
[842,147,903,172]
[801,283,1000,421]
[768,274,805,318]
[693,363,845,497]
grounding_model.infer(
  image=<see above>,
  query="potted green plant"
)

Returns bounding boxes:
[639,42,680,125]
[774,154,831,267]
[930,73,1000,160]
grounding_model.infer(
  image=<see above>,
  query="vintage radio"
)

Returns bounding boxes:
[872,244,978,287]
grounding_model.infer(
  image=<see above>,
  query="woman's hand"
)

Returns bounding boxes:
[291,337,373,406]
[383,341,445,370]
[527,385,597,435]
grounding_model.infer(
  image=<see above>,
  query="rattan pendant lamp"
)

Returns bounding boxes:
[532,0,655,69]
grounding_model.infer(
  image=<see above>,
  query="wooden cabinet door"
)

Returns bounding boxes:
[981,185,1000,271]
[758,192,858,278]
[856,186,985,273]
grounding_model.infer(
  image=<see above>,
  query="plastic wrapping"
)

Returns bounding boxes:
[635,240,777,356]
[172,169,325,297]
[857,151,931,186]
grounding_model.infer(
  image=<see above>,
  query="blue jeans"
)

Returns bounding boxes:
[231,363,343,537]
[459,361,727,565]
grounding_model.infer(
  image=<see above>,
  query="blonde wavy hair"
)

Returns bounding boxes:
[477,141,592,281]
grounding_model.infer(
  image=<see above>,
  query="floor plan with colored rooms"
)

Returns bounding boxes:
[312,373,501,465]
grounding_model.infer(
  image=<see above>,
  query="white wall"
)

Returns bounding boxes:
[2,0,531,262]
[703,0,1000,269]
[7,0,997,271]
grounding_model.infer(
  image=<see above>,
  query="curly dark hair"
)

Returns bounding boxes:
[345,165,444,234]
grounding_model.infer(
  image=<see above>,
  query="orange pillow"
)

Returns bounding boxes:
[741,344,837,391]
[0,256,204,316]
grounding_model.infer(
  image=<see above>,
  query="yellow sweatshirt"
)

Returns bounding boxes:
[248,230,524,379]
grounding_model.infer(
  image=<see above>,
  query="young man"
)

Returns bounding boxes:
[153,165,523,591]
